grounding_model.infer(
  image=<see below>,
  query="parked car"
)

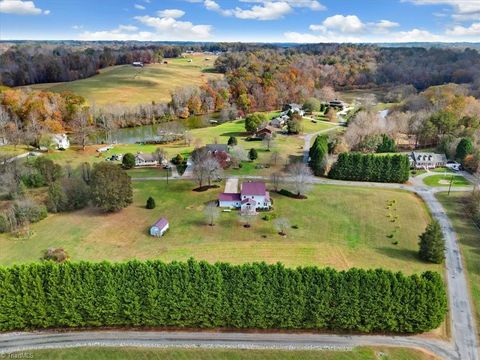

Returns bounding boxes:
[445,161,461,171]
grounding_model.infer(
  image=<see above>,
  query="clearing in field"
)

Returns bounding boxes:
[20,55,222,106]
[19,346,440,360]
[0,181,438,275]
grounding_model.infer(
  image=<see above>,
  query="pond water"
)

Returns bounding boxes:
[93,114,219,144]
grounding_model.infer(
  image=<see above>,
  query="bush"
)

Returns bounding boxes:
[146,196,156,209]
[376,134,397,153]
[329,153,410,183]
[172,154,184,165]
[122,153,136,169]
[227,136,237,146]
[455,138,474,163]
[248,148,258,161]
[47,177,90,213]
[0,260,447,333]
[13,199,47,225]
[33,157,63,184]
[21,171,45,188]
[42,248,69,263]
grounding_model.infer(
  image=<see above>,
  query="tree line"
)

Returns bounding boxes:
[0,259,447,333]
[329,153,410,183]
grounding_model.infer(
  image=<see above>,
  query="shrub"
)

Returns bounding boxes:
[248,148,258,161]
[42,248,69,263]
[13,199,47,225]
[376,134,397,153]
[227,136,237,146]
[47,182,68,213]
[0,259,447,333]
[47,177,90,213]
[122,153,136,169]
[455,138,474,163]
[329,153,410,183]
[33,157,63,184]
[146,196,156,209]
[172,154,184,165]
[21,171,45,188]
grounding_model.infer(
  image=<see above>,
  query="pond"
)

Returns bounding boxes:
[93,114,220,144]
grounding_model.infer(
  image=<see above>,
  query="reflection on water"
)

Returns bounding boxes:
[93,115,218,144]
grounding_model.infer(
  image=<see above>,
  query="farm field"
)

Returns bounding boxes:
[21,346,439,360]
[20,55,222,105]
[423,174,470,187]
[437,192,480,339]
[0,181,438,275]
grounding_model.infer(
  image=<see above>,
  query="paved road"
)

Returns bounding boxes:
[0,331,457,358]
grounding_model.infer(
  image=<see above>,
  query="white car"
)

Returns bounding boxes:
[445,161,461,171]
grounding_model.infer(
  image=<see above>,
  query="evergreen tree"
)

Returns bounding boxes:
[90,163,133,212]
[419,221,445,264]
[248,148,258,161]
[227,136,237,146]
[146,197,156,209]
[455,138,474,163]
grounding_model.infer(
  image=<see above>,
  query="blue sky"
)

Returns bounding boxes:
[0,0,479,42]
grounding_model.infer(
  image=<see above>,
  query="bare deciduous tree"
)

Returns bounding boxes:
[72,109,94,150]
[287,162,312,197]
[270,171,284,192]
[274,217,290,236]
[203,201,220,226]
[269,151,282,166]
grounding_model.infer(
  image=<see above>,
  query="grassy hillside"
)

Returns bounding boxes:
[19,347,440,360]
[21,55,222,106]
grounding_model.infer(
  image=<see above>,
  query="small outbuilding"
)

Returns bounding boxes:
[150,217,169,237]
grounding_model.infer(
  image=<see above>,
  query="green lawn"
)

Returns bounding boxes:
[0,181,439,275]
[437,192,480,339]
[423,174,470,187]
[21,55,222,105]
[16,347,439,360]
[0,144,33,157]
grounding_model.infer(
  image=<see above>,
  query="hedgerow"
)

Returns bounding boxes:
[0,259,447,333]
[329,153,410,183]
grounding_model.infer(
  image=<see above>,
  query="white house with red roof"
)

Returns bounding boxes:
[219,180,271,212]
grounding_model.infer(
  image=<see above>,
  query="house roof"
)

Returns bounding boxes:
[206,144,228,153]
[242,181,266,196]
[152,217,168,229]
[241,198,257,205]
[219,193,241,202]
[136,153,156,162]
[411,152,447,163]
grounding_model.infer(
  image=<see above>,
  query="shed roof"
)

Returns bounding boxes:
[152,217,168,229]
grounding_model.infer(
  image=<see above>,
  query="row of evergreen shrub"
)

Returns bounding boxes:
[0,259,447,333]
[329,153,410,183]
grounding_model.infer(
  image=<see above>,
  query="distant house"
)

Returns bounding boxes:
[254,126,274,139]
[97,145,114,153]
[150,218,169,237]
[132,62,144,67]
[270,114,289,128]
[281,103,305,117]
[206,144,229,154]
[52,134,70,150]
[410,152,447,169]
[219,180,271,212]
[135,153,158,167]
[329,99,345,110]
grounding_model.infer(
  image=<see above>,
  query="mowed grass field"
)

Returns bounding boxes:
[423,174,470,187]
[0,180,438,275]
[20,346,440,360]
[22,55,222,105]
[437,192,480,339]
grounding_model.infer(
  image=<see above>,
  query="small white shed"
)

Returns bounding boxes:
[150,217,169,237]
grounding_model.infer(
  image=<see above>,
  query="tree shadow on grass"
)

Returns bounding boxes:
[376,246,420,263]
[220,131,250,137]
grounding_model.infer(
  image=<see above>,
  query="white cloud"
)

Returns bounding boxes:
[395,28,442,42]
[134,4,146,10]
[446,22,480,36]
[157,9,185,19]
[0,0,49,15]
[135,15,212,39]
[403,0,480,21]
[375,20,400,29]
[321,14,365,33]
[234,2,292,20]
[205,0,314,20]
[118,24,138,32]
[72,25,83,30]
[240,0,326,11]
[284,31,360,43]
[79,25,154,41]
